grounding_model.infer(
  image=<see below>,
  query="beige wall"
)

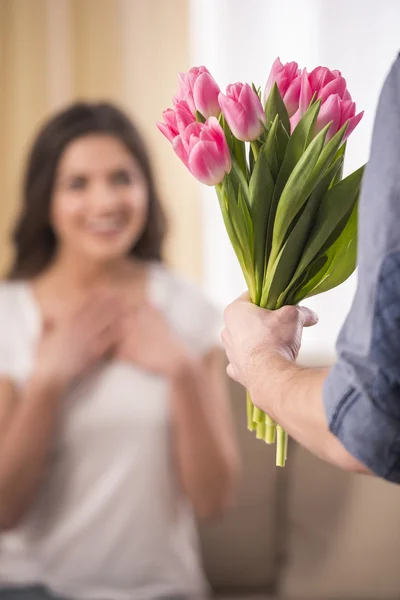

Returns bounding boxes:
[0,0,201,280]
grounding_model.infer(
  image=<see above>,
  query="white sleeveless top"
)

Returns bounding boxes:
[0,263,222,600]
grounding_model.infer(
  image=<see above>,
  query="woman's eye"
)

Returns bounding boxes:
[112,170,133,185]
[68,176,87,190]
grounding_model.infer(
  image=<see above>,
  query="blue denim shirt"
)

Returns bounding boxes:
[323,53,400,483]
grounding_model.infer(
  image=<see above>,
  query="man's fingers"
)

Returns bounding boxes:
[224,291,269,326]
[220,327,229,346]
[297,306,319,327]
[226,362,238,381]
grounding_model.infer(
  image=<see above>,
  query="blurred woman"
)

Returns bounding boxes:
[0,102,239,600]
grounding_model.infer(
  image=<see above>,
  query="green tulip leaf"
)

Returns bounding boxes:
[264,82,290,135]
[261,154,343,308]
[291,164,364,283]
[273,100,321,200]
[263,114,280,181]
[275,120,290,166]
[331,141,347,186]
[303,198,359,298]
[269,123,330,265]
[249,151,275,302]
[217,178,256,300]
[230,155,250,206]
[264,101,322,263]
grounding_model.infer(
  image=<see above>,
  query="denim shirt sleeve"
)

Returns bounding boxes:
[323,53,400,483]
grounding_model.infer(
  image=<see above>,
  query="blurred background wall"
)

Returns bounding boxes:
[0,0,201,280]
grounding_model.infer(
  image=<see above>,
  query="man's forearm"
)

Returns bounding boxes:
[249,358,370,473]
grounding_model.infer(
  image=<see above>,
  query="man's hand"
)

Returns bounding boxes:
[222,293,318,389]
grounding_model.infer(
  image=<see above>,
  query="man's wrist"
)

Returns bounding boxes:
[248,352,302,419]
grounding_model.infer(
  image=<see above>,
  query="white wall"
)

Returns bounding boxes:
[190,0,400,363]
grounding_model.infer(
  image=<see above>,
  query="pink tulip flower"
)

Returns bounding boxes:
[157,100,195,142]
[263,57,301,116]
[174,66,221,119]
[288,65,364,141]
[218,83,266,141]
[172,117,231,186]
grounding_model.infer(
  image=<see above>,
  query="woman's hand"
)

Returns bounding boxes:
[115,302,240,517]
[115,303,193,377]
[33,290,121,390]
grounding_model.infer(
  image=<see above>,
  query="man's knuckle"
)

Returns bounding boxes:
[279,305,300,323]
[223,304,233,322]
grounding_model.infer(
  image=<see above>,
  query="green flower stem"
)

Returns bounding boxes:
[250,141,259,162]
[247,277,258,306]
[252,406,264,423]
[251,400,277,444]
[284,429,289,461]
[265,424,276,445]
[234,137,248,178]
[246,391,257,431]
[276,426,287,467]
[256,420,266,440]
[264,414,276,445]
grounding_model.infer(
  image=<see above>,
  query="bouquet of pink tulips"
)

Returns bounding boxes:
[158,58,364,467]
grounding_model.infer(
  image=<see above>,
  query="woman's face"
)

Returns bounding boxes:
[51,134,149,264]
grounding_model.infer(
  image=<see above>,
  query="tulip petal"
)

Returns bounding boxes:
[181,121,203,152]
[343,110,364,141]
[175,69,199,116]
[314,94,341,141]
[309,66,335,93]
[318,76,347,102]
[239,83,266,123]
[229,104,250,140]
[263,57,286,101]
[263,57,300,107]
[203,117,231,172]
[339,100,356,128]
[172,135,189,168]
[219,93,250,141]
[343,88,352,102]
[299,70,313,115]
[193,72,221,118]
[283,75,302,117]
[286,61,300,81]
[157,121,176,143]
[162,108,177,128]
[308,66,325,91]
[290,108,302,133]
[226,83,242,103]
[175,103,196,135]
[188,140,227,186]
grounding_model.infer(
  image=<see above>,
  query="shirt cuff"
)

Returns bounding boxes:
[323,362,400,483]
